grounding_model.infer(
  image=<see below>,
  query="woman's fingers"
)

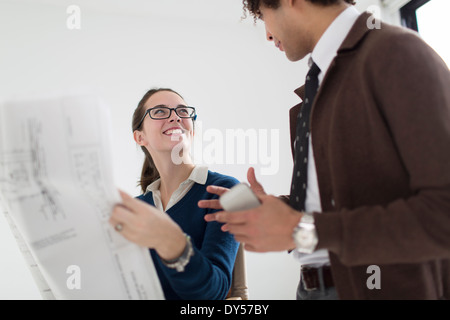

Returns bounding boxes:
[206,185,229,196]
[197,185,230,210]
[198,199,222,210]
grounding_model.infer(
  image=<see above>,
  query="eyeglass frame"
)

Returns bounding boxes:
[135,105,197,130]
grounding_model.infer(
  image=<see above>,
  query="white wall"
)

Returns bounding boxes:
[0,0,394,300]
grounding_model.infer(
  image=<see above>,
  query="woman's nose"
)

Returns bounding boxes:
[266,31,273,41]
[168,109,181,122]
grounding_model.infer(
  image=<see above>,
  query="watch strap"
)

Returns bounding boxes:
[161,234,194,272]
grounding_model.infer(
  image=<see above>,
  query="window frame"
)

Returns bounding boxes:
[400,0,431,31]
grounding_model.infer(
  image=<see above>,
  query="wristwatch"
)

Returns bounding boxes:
[161,234,194,272]
[292,213,318,254]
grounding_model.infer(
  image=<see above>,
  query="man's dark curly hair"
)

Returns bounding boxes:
[243,0,356,21]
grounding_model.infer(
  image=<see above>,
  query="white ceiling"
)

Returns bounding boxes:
[6,0,251,24]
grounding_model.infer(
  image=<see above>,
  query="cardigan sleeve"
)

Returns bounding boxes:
[155,176,240,300]
[158,221,239,300]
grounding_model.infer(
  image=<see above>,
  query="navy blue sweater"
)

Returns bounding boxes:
[137,170,240,300]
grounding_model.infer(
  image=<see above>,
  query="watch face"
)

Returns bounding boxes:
[298,229,315,246]
[293,224,318,254]
[293,214,318,253]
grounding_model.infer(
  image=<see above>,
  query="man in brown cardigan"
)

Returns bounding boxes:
[203,0,450,299]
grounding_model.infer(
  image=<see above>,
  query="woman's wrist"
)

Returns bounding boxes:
[156,228,187,261]
[160,233,194,272]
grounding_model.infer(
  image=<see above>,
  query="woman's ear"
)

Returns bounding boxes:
[191,119,196,138]
[133,130,146,146]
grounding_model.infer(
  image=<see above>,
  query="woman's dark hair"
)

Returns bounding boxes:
[243,0,356,21]
[132,88,185,193]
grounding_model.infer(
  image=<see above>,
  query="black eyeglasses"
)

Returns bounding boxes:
[135,105,197,129]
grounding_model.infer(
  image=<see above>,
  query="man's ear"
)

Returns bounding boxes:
[287,0,305,9]
[133,130,146,146]
[285,0,295,7]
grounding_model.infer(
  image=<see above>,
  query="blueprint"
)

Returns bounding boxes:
[0,95,164,299]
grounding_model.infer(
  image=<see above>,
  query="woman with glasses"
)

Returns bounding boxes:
[109,88,240,300]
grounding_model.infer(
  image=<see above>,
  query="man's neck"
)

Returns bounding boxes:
[308,3,350,52]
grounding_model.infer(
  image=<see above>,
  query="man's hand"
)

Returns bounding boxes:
[199,167,301,252]
[246,166,266,196]
[204,194,302,252]
[198,167,266,210]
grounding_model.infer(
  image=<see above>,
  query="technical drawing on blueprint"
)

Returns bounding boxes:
[0,95,163,300]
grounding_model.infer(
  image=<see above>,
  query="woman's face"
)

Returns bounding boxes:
[135,91,194,159]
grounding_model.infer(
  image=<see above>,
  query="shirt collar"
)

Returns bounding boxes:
[186,165,208,185]
[145,165,208,194]
[311,6,360,78]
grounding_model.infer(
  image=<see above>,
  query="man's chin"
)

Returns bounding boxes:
[285,50,309,62]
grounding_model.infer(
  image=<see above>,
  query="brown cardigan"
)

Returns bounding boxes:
[288,12,450,299]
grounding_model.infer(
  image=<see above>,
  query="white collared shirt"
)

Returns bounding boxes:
[294,6,361,266]
[146,165,208,212]
[312,5,361,86]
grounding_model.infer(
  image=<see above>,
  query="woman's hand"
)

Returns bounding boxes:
[109,190,186,261]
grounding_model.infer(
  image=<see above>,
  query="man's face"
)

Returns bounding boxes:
[259,1,313,62]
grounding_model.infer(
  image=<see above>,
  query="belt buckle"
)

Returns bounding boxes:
[302,277,318,291]
[301,266,319,291]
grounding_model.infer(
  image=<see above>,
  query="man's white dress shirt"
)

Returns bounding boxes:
[294,6,361,266]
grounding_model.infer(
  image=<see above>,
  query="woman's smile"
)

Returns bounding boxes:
[163,126,185,136]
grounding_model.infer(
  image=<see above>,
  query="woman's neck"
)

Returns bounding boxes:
[152,151,195,208]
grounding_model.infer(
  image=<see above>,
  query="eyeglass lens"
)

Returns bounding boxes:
[150,106,195,119]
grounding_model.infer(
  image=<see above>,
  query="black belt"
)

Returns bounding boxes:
[301,265,334,291]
